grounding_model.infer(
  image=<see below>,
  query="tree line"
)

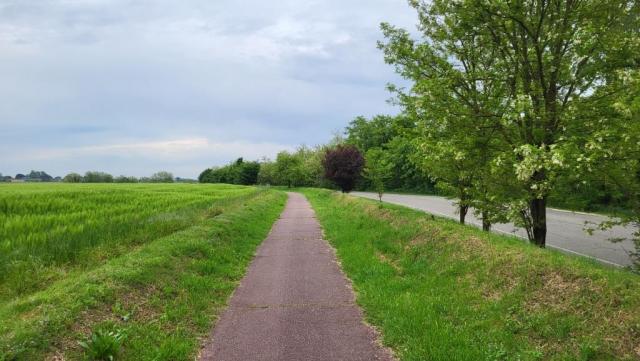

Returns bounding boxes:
[63,171,177,183]
[200,0,640,264]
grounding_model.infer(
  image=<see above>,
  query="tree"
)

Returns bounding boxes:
[27,170,53,182]
[257,159,277,185]
[84,171,114,183]
[237,161,260,185]
[380,1,505,225]
[115,175,139,183]
[274,151,304,188]
[323,145,364,193]
[63,173,83,183]
[149,171,174,183]
[199,158,260,185]
[570,69,640,267]
[364,148,393,202]
[346,115,435,193]
[380,0,638,246]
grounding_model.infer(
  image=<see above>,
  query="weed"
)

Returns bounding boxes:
[79,328,126,361]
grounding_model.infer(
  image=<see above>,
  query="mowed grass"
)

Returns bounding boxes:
[301,189,640,361]
[0,183,286,360]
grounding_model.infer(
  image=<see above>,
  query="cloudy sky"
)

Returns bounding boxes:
[0,0,416,178]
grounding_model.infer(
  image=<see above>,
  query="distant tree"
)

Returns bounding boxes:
[198,168,213,183]
[364,148,393,202]
[323,145,364,193]
[27,170,53,182]
[274,151,305,188]
[257,159,277,185]
[15,174,25,180]
[63,173,83,183]
[84,171,114,183]
[346,115,434,193]
[114,175,138,183]
[149,171,174,183]
[237,161,260,185]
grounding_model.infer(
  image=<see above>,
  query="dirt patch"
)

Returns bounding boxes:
[376,251,402,274]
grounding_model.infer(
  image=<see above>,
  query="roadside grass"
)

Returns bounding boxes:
[301,188,640,361]
[0,185,286,360]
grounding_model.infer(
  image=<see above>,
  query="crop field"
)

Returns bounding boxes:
[0,183,286,360]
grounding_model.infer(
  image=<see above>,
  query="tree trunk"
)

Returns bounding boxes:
[459,205,468,224]
[481,210,491,232]
[529,197,547,247]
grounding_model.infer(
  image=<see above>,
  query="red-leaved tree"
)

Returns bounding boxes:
[322,145,364,193]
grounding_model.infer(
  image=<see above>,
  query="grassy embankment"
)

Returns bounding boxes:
[0,183,286,360]
[302,188,640,361]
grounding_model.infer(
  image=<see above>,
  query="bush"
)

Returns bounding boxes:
[322,145,364,193]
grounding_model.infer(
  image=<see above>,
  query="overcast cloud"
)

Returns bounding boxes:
[0,0,416,178]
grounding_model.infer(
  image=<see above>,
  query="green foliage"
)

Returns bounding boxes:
[149,171,174,183]
[199,158,260,185]
[84,171,114,183]
[79,327,126,361]
[114,175,138,183]
[63,172,83,183]
[379,0,639,246]
[345,115,435,193]
[364,148,393,202]
[257,146,328,188]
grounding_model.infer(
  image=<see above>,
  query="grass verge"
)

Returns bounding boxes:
[301,188,640,361]
[1,187,286,360]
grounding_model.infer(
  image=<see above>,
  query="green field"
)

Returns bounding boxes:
[0,183,286,360]
[301,189,640,361]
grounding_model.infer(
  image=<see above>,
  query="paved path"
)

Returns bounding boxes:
[352,192,636,267]
[199,193,393,361]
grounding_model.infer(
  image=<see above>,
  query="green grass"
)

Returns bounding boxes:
[301,188,640,361]
[0,183,286,360]
[0,183,258,300]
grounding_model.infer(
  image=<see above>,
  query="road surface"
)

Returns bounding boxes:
[351,192,636,267]
[199,193,393,361]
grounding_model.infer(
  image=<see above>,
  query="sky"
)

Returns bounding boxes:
[0,0,417,178]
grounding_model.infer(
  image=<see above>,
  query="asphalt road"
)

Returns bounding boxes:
[199,193,393,361]
[351,192,636,267]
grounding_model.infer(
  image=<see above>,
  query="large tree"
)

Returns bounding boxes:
[381,0,638,246]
